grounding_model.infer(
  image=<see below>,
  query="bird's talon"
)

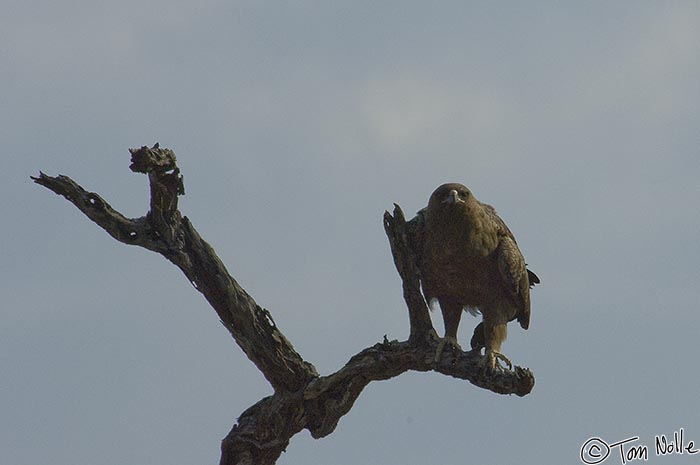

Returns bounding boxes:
[483,350,513,373]
[496,353,513,370]
[434,336,462,363]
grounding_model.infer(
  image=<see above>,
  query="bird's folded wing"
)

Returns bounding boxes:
[496,235,531,329]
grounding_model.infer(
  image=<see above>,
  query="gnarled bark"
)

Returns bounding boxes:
[33,144,534,465]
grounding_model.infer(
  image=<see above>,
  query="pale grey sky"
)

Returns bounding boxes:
[3,2,700,464]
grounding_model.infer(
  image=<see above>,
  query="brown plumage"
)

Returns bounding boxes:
[417,183,539,371]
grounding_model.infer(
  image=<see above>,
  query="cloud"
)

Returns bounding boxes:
[359,73,507,151]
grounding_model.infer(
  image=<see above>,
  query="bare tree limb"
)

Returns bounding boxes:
[382,204,435,343]
[32,145,317,394]
[33,144,534,465]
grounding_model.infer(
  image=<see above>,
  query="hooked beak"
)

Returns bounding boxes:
[442,189,464,205]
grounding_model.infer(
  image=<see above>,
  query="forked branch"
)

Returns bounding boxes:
[33,144,534,465]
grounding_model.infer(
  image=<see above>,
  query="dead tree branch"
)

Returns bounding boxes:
[33,144,534,465]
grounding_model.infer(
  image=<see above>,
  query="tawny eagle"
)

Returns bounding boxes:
[416,183,539,371]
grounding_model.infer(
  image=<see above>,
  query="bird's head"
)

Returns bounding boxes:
[428,183,474,212]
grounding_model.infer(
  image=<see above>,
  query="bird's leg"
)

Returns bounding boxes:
[481,320,512,372]
[434,303,463,363]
